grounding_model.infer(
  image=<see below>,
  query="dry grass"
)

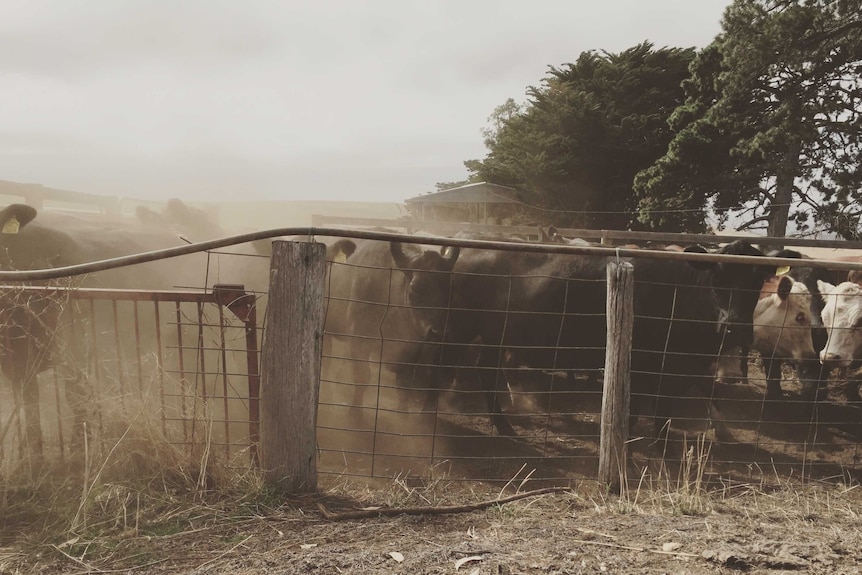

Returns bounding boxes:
[0,393,272,556]
[3,416,862,574]
[1,353,860,574]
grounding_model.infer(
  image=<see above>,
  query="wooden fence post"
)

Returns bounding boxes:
[260,240,326,492]
[598,260,634,493]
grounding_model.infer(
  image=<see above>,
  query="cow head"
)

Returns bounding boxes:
[390,242,460,339]
[0,204,69,271]
[754,275,816,361]
[818,280,862,367]
[0,204,38,235]
[326,239,357,263]
[539,226,593,246]
[685,240,775,348]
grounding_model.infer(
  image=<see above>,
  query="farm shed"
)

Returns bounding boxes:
[405,182,526,224]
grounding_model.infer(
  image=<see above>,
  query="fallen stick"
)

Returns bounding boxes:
[570,539,700,558]
[317,486,568,520]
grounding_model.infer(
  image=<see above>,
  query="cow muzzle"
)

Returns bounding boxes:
[820,350,852,368]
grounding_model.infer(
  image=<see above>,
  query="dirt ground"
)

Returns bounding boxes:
[4,479,862,575]
[5,354,862,574]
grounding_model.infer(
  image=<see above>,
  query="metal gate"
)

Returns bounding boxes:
[0,283,261,465]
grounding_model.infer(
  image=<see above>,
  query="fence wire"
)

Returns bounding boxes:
[0,281,262,470]
[317,238,862,487]
[5,228,862,488]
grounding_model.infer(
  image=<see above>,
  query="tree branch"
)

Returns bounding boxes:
[736,213,773,232]
[801,20,862,48]
[317,487,568,521]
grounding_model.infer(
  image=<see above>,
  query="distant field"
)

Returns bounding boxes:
[214,200,405,232]
[0,189,405,235]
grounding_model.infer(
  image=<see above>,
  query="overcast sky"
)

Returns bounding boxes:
[0,1,730,204]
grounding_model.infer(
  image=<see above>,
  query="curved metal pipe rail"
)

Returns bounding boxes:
[0,226,860,282]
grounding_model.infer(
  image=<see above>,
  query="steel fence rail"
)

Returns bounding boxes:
[2,227,862,282]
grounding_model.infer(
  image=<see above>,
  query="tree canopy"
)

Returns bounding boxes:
[634,0,862,237]
[464,43,696,229]
[457,1,861,238]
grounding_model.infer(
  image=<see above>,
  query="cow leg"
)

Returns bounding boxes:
[470,339,516,437]
[412,333,445,414]
[19,376,44,459]
[348,339,377,416]
[763,358,784,400]
[714,346,747,384]
[484,386,516,436]
[845,378,862,403]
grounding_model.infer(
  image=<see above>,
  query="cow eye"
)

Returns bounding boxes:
[795,312,806,325]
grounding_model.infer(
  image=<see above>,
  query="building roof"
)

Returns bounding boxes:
[405,182,520,204]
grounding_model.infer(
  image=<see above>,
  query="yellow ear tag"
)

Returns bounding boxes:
[776,265,791,276]
[2,216,20,234]
[334,249,347,264]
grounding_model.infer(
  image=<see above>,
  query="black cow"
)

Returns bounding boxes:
[429,240,776,437]
[323,238,459,420]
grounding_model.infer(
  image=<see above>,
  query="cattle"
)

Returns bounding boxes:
[322,238,460,423]
[426,239,776,437]
[539,226,598,247]
[750,274,820,400]
[0,202,253,459]
[818,280,862,367]
[817,278,862,402]
[720,252,862,402]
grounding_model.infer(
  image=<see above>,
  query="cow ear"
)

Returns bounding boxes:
[683,245,713,271]
[768,249,803,260]
[440,245,460,270]
[777,275,793,301]
[0,204,38,234]
[390,241,416,279]
[332,239,356,259]
[817,279,835,302]
[327,239,356,263]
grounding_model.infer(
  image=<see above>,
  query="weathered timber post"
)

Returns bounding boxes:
[260,240,326,492]
[598,260,634,493]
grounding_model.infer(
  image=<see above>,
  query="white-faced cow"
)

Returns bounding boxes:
[818,279,862,386]
[716,246,843,402]
[751,274,819,400]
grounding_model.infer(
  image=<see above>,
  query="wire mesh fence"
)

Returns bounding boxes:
[4,228,862,489]
[317,236,862,487]
[0,282,262,469]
